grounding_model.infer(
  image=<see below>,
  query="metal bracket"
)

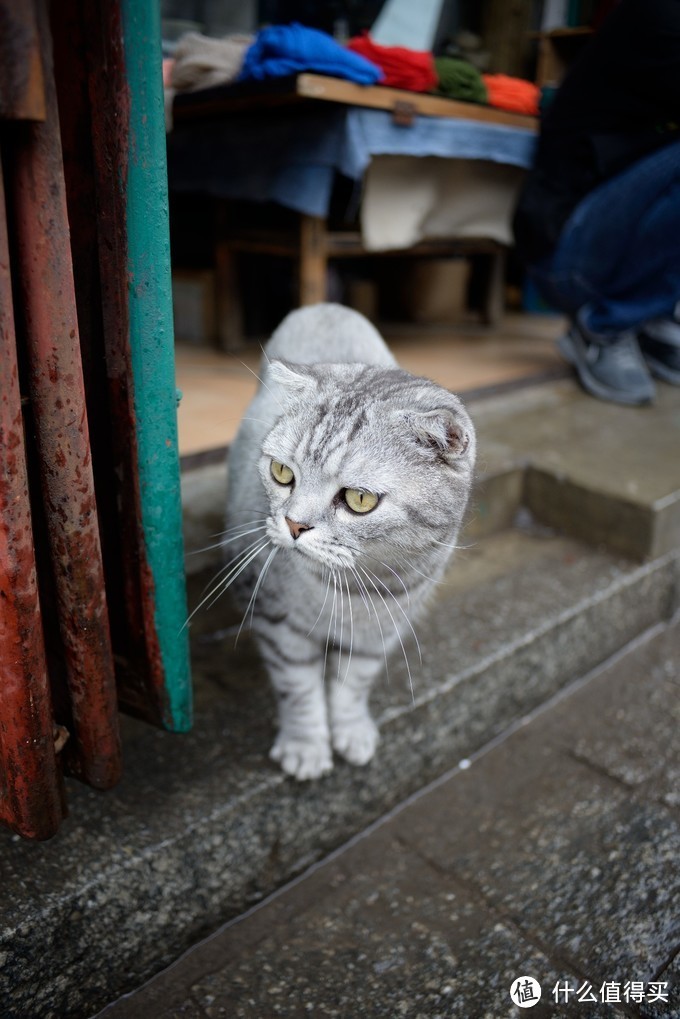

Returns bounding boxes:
[392,100,416,127]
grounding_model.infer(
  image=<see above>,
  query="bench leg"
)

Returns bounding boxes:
[481,248,506,327]
[214,242,244,350]
[214,202,244,350]
[299,214,327,306]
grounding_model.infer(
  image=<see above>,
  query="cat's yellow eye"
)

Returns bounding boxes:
[344,488,379,514]
[271,460,294,485]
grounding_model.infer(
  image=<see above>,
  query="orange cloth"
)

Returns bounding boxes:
[482,74,540,116]
[347,34,438,93]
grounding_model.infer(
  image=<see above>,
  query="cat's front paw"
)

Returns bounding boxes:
[332,716,379,767]
[270,734,333,781]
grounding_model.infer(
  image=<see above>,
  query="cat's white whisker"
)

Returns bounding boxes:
[323,568,339,682]
[431,537,476,551]
[340,570,346,645]
[359,565,416,703]
[187,541,265,631]
[204,541,271,614]
[203,535,270,592]
[392,553,447,587]
[351,565,391,684]
[342,572,355,686]
[213,516,269,534]
[237,416,273,426]
[189,522,268,557]
[219,524,269,542]
[205,525,268,554]
[182,539,270,630]
[237,359,285,414]
[363,563,423,669]
[361,552,411,604]
[258,341,273,366]
[348,564,372,618]
[336,571,347,686]
[307,567,333,638]
[331,570,340,650]
[236,546,279,644]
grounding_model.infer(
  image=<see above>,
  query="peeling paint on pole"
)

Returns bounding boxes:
[120,0,192,731]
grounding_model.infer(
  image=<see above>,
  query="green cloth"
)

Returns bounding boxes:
[434,57,487,105]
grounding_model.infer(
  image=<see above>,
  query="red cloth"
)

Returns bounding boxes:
[482,74,539,116]
[346,34,437,93]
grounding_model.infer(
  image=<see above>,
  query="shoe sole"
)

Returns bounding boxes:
[557,333,655,407]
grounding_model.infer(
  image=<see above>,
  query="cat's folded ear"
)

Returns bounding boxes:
[266,360,316,400]
[398,406,475,464]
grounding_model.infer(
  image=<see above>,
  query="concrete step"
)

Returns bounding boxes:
[181,379,680,573]
[468,379,680,559]
[2,524,678,1019]
[96,619,680,1019]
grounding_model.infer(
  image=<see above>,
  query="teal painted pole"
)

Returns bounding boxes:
[120,0,192,731]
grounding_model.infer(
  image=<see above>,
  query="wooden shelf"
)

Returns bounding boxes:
[529,26,594,38]
[174,72,538,131]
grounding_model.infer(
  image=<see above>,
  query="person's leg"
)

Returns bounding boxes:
[529,138,680,404]
[532,138,680,330]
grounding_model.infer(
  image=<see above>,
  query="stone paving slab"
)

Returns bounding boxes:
[97,621,680,1019]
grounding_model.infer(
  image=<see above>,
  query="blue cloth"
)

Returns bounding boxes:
[529,138,680,334]
[238,23,382,86]
[168,106,536,218]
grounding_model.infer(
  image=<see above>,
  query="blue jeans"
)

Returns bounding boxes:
[529,137,680,335]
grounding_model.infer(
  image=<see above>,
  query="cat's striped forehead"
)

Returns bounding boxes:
[264,395,374,488]
[294,395,368,466]
[263,362,472,483]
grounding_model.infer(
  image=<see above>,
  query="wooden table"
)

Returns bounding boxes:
[171,74,538,347]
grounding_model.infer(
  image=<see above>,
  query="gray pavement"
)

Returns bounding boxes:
[3,377,680,1019]
[98,620,680,1019]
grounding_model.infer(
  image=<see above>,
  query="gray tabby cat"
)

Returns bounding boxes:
[224,303,475,780]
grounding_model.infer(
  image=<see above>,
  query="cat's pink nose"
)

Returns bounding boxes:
[285,517,313,540]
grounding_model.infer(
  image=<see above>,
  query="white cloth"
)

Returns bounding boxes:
[170,32,253,92]
[361,155,526,251]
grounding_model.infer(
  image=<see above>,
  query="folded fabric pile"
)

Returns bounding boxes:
[168,20,540,114]
[171,32,254,92]
[482,73,540,116]
[346,33,437,93]
[238,23,382,85]
[434,56,487,104]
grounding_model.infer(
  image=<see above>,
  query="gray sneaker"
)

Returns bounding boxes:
[638,318,680,385]
[557,322,656,406]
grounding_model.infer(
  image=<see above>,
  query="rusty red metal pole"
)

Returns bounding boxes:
[5,0,121,790]
[0,158,65,841]
[51,0,176,730]
[51,0,192,732]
